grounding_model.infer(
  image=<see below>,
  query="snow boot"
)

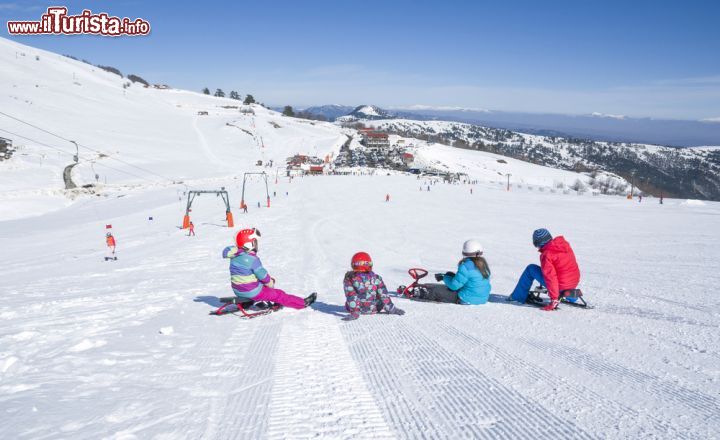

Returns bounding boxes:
[304,292,317,307]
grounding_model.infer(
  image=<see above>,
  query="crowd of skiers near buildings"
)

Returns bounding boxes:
[221,226,582,318]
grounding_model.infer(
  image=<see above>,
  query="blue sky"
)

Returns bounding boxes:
[2,0,719,120]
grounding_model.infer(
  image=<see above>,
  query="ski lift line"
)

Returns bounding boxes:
[0,111,178,184]
[0,128,79,158]
[0,128,159,183]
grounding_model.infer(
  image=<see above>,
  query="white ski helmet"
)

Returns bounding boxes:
[462,239,483,257]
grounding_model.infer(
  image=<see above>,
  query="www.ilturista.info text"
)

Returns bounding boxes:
[7,7,151,36]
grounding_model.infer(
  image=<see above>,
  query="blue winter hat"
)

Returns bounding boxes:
[532,228,552,248]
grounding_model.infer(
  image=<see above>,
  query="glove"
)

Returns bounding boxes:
[342,314,359,321]
[445,271,455,277]
[434,273,444,282]
[266,277,275,288]
[542,299,560,311]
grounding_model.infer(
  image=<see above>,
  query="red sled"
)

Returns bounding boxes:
[396,268,428,298]
[210,297,282,318]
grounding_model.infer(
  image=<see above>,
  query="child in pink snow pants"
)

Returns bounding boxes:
[223,228,316,309]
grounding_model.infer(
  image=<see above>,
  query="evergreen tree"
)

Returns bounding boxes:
[214,88,225,98]
[230,91,240,100]
[202,87,210,95]
[282,105,295,117]
[243,94,256,105]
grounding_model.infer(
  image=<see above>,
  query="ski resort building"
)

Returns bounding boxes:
[361,131,390,150]
[308,165,325,175]
[402,153,415,165]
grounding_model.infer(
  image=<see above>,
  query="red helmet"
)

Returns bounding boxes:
[236,228,261,251]
[351,252,373,272]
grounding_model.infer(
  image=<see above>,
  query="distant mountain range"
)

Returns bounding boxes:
[296,104,720,147]
[299,105,355,121]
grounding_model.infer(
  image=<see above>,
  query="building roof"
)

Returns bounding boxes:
[365,132,388,139]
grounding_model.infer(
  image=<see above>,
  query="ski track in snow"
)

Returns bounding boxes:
[343,318,594,439]
[192,115,225,169]
[266,315,394,439]
[426,320,694,439]
[516,336,720,422]
[206,320,284,440]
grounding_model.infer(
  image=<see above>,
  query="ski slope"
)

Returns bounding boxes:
[1,37,719,439]
[0,36,348,221]
[1,174,719,439]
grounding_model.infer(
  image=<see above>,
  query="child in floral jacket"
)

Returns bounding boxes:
[343,252,405,321]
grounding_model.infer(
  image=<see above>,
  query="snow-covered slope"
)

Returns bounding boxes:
[362,119,720,200]
[1,37,605,221]
[1,37,719,439]
[0,37,349,218]
[1,174,719,439]
[337,105,395,122]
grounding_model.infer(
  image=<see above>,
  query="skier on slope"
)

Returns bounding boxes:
[507,229,581,311]
[343,252,405,321]
[223,228,316,309]
[413,240,491,304]
[105,232,117,261]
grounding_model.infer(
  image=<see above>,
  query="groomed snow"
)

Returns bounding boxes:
[1,36,719,439]
[1,175,719,439]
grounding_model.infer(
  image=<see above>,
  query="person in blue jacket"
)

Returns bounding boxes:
[413,239,492,304]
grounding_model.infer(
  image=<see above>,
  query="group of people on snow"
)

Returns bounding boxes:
[220,226,582,318]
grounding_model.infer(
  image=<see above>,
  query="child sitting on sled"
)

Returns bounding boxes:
[223,228,316,309]
[507,228,580,311]
[413,239,492,305]
[343,252,405,321]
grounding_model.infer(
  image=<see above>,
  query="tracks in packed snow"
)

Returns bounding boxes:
[204,319,284,440]
[265,315,393,439]
[343,319,595,439]
[516,336,720,423]
[428,320,695,439]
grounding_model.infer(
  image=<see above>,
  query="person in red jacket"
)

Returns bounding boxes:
[105,232,117,261]
[508,228,580,311]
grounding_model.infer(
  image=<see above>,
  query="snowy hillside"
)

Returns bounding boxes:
[361,118,720,200]
[2,37,719,439]
[0,37,348,219]
[0,35,609,221]
[337,105,395,122]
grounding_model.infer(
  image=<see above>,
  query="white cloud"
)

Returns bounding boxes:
[388,104,490,112]
[700,117,720,123]
[591,112,626,120]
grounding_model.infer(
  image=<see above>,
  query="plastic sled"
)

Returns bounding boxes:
[396,268,428,298]
[526,286,592,309]
[210,297,283,318]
